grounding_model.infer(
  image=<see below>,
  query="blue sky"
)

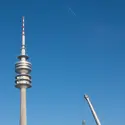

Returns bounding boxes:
[0,0,125,125]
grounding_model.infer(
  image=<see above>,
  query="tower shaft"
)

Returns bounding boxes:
[20,86,27,125]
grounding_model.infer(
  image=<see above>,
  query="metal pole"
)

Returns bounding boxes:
[84,94,101,125]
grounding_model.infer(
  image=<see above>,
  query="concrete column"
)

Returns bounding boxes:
[20,86,27,125]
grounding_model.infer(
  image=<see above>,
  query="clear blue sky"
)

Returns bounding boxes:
[0,0,124,125]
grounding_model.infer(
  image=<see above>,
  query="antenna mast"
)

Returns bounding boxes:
[21,16,26,55]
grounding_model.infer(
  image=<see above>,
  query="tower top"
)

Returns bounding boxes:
[15,16,32,88]
[18,16,29,59]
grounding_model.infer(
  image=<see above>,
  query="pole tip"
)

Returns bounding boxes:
[84,94,89,99]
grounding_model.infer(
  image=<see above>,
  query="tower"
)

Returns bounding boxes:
[15,16,32,125]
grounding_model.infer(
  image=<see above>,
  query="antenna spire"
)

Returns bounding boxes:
[21,16,26,55]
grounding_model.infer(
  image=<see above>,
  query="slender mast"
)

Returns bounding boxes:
[84,94,101,125]
[21,16,26,56]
